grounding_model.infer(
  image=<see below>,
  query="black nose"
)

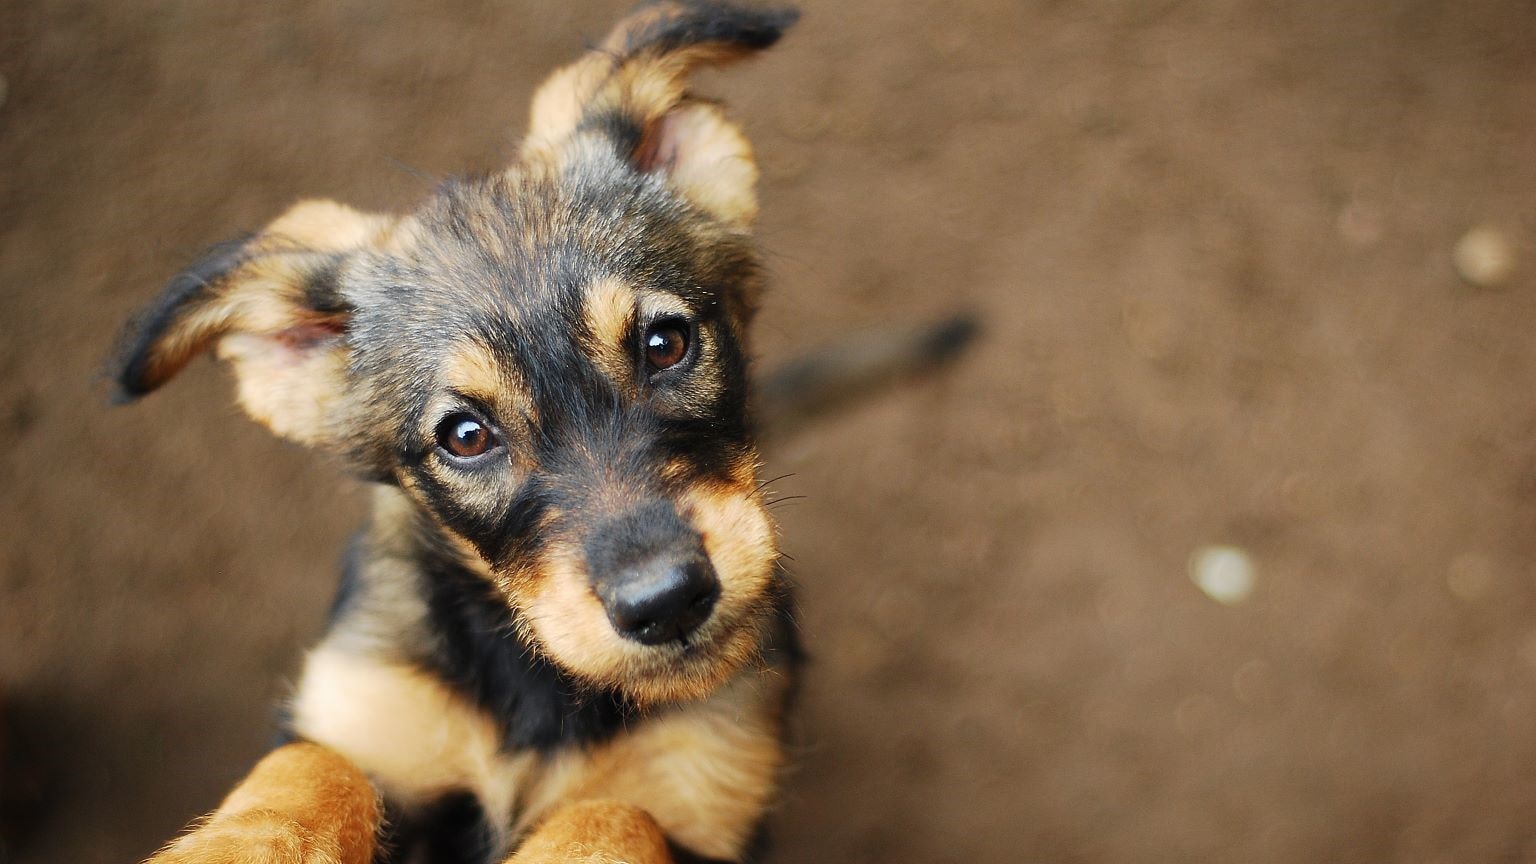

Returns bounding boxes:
[602,556,720,645]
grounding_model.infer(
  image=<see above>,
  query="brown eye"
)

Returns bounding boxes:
[644,319,690,372]
[436,413,497,460]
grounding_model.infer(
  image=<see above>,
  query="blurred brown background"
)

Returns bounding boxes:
[4,0,1536,862]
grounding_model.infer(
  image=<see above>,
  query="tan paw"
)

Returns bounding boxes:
[509,800,672,864]
[147,809,341,864]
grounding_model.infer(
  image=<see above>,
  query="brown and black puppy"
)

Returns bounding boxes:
[113,3,802,863]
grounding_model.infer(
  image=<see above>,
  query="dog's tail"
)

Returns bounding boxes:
[522,1,799,164]
[756,315,980,442]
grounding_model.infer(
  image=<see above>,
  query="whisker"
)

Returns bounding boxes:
[753,472,798,501]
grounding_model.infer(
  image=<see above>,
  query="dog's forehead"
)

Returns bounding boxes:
[403,167,713,310]
[341,167,741,414]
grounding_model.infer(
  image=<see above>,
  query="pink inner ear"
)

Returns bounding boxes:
[625,102,758,227]
[633,110,685,174]
[274,319,347,351]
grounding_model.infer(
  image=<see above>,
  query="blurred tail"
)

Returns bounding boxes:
[756,315,979,442]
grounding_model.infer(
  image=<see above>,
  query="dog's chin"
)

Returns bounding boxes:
[525,600,769,707]
[609,633,758,706]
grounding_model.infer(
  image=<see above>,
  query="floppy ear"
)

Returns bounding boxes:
[522,0,798,229]
[112,199,395,447]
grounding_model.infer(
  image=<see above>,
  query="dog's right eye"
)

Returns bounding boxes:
[643,318,692,374]
[435,413,498,460]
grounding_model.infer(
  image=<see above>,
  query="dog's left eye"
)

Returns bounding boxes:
[436,413,498,460]
[644,319,691,372]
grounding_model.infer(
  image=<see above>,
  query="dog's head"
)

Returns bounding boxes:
[111,1,798,706]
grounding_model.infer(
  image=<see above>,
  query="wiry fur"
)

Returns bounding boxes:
[114,3,975,862]
[117,4,803,863]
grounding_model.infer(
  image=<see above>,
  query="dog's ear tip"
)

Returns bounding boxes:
[110,373,155,404]
[728,3,802,47]
[101,355,153,406]
[745,4,801,35]
[103,315,162,403]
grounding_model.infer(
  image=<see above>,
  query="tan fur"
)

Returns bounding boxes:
[147,743,380,864]
[514,541,733,706]
[154,199,387,374]
[133,256,306,395]
[217,330,349,447]
[265,200,397,253]
[508,800,672,864]
[438,342,539,464]
[289,647,538,831]
[515,476,776,707]
[521,4,763,228]
[646,102,760,228]
[581,278,639,389]
[635,289,693,321]
[442,342,514,406]
[138,199,400,443]
[132,6,796,862]
[287,647,785,864]
[523,3,721,156]
[518,665,788,861]
[680,480,777,612]
[525,54,614,160]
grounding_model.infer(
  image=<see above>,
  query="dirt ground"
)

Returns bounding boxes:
[4,0,1536,862]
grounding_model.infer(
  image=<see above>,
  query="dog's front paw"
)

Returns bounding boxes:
[147,810,340,864]
[510,800,672,864]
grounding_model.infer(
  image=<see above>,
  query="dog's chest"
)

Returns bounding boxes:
[289,646,542,833]
[289,644,786,861]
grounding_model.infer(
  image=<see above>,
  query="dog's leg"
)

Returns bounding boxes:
[147,742,380,864]
[506,800,675,864]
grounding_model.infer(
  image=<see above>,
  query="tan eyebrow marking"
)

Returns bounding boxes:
[441,340,535,423]
[583,277,639,387]
[635,289,691,321]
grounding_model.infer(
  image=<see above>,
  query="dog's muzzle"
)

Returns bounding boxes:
[584,500,720,645]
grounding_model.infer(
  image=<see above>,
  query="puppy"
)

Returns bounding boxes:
[114,3,802,862]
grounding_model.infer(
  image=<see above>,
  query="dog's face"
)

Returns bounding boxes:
[112,2,797,705]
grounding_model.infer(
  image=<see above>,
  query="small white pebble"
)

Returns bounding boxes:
[1453,223,1518,288]
[1189,545,1256,605]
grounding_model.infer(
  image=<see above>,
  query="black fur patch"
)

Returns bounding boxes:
[414,534,640,751]
[300,257,353,315]
[376,792,499,864]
